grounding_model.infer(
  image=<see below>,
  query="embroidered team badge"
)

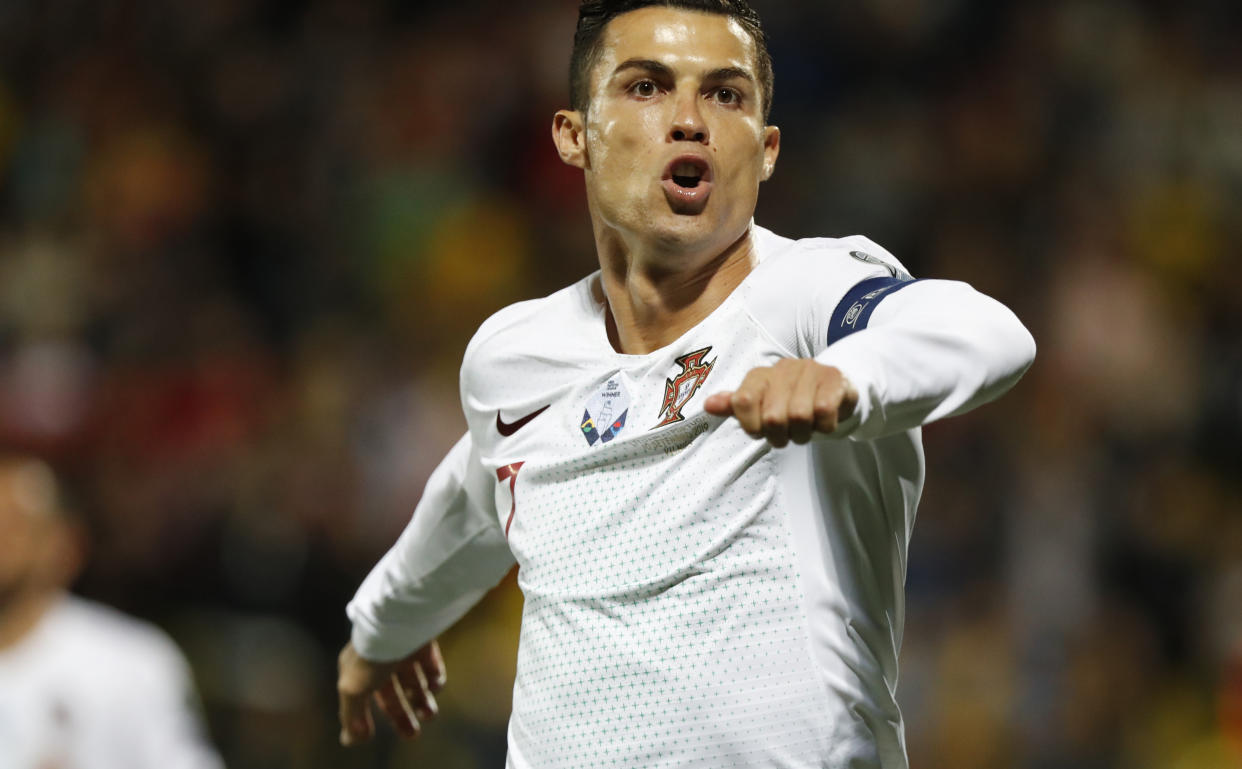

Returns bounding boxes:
[652,346,716,429]
[581,377,631,446]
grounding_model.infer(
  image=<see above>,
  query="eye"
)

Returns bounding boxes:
[630,80,658,98]
[712,87,740,105]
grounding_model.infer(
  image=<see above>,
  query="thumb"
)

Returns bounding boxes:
[338,642,381,746]
[703,392,735,416]
[339,690,374,746]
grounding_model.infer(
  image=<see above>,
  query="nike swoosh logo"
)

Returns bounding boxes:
[496,405,550,437]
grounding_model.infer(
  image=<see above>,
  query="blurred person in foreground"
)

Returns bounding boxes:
[0,456,223,769]
[337,1,1036,767]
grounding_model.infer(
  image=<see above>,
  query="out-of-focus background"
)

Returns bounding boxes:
[0,0,1239,766]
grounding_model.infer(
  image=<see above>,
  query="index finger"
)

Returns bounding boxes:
[414,640,447,692]
[704,392,736,416]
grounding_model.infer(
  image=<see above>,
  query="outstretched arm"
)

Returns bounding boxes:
[338,432,514,745]
[706,278,1035,444]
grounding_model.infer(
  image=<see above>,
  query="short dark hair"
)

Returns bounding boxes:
[570,0,774,122]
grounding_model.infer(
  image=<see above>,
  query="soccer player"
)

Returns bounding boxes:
[0,457,224,769]
[337,1,1036,767]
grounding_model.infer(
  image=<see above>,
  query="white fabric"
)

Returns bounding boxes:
[350,434,515,662]
[347,225,1036,768]
[0,594,223,769]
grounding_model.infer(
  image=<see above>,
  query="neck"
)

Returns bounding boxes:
[0,589,58,651]
[594,225,759,354]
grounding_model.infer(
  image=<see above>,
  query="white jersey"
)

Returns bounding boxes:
[0,594,224,769]
[348,225,1035,768]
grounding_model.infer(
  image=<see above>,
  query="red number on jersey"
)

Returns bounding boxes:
[496,462,525,537]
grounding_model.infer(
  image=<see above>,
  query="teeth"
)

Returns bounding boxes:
[674,162,702,178]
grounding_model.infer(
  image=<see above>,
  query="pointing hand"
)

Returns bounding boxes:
[704,360,857,447]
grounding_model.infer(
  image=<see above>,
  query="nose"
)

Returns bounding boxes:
[669,94,708,144]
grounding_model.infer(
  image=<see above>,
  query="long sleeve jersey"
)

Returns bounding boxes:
[347,225,1036,768]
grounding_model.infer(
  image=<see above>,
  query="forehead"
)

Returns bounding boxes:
[595,6,758,77]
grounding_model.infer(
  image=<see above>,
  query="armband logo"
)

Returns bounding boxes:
[842,283,901,330]
[829,276,920,345]
[843,302,866,328]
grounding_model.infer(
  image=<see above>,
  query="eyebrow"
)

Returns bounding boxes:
[611,58,675,80]
[703,67,755,86]
[611,58,756,86]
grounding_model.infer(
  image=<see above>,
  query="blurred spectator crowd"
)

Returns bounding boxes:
[0,0,1239,767]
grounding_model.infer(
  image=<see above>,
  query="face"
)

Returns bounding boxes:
[0,462,77,605]
[555,7,780,258]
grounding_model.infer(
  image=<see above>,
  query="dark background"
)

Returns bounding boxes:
[1,0,1240,766]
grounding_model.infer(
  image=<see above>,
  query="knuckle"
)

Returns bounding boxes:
[787,406,813,425]
[741,369,770,387]
[814,399,838,417]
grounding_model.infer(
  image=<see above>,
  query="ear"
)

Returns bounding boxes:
[761,125,781,181]
[553,110,589,170]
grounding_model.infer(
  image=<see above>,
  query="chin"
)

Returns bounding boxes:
[597,191,748,259]
[640,218,711,252]
[648,210,743,253]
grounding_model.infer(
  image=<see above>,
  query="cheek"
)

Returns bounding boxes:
[588,111,663,177]
[723,134,768,186]
[0,533,33,575]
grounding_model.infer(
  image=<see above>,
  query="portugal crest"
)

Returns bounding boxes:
[653,346,716,429]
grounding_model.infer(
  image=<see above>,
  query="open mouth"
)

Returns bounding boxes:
[665,156,712,189]
[661,156,714,213]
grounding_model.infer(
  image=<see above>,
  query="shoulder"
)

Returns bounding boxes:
[460,275,601,419]
[51,596,191,685]
[747,228,911,291]
[740,227,913,354]
[463,276,597,369]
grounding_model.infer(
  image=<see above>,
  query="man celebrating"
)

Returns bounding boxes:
[338,1,1035,767]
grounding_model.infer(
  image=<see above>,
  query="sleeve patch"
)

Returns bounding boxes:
[849,250,911,281]
[828,276,919,345]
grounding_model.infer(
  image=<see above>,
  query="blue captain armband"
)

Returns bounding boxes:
[827,276,920,345]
